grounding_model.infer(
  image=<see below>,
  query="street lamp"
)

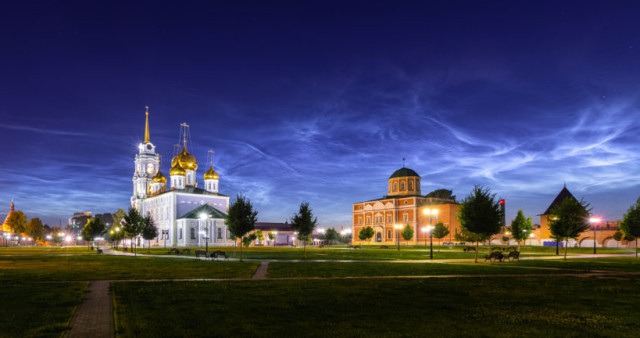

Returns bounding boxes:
[423,208,438,250]
[199,213,210,253]
[423,225,434,259]
[393,224,403,251]
[590,217,601,254]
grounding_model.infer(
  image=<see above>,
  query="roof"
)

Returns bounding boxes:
[254,222,293,232]
[151,186,230,198]
[542,186,577,215]
[178,204,227,219]
[389,167,420,179]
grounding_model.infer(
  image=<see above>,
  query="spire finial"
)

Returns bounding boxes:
[180,123,189,149]
[144,106,150,143]
[208,149,215,168]
[403,157,405,168]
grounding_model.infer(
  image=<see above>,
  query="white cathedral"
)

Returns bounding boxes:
[131,107,233,247]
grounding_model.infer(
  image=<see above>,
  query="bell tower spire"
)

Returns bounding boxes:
[144,105,151,143]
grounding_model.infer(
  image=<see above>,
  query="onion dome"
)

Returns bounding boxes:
[169,162,186,176]
[152,170,167,183]
[172,146,198,171]
[204,166,219,180]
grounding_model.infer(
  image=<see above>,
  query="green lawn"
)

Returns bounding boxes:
[113,277,640,337]
[0,282,87,337]
[510,257,640,272]
[0,246,95,255]
[0,255,259,281]
[267,262,566,278]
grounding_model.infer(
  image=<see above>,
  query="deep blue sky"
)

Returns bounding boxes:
[1,1,640,227]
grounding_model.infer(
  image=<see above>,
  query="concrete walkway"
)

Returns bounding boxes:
[65,280,113,338]
[252,261,270,279]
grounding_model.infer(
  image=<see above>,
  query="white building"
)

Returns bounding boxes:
[131,107,233,247]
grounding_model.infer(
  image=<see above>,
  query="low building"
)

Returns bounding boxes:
[352,167,462,245]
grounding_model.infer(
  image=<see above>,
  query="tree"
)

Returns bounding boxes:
[432,222,450,251]
[401,224,414,243]
[549,197,591,260]
[358,226,374,242]
[457,185,503,263]
[82,217,106,249]
[122,208,145,256]
[6,210,27,234]
[620,197,640,258]
[510,209,532,251]
[242,233,257,247]
[141,215,158,253]
[112,209,126,228]
[502,235,509,243]
[225,194,258,262]
[425,189,456,201]
[290,202,318,259]
[255,230,264,245]
[25,217,44,241]
[325,228,338,245]
[613,229,623,248]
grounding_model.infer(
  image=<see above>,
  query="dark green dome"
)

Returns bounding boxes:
[389,168,420,179]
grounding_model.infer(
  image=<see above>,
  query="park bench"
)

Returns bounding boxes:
[463,246,476,252]
[195,250,207,258]
[380,245,389,249]
[96,248,103,254]
[507,251,520,261]
[210,251,228,261]
[168,248,180,255]
[182,248,191,255]
[485,251,504,262]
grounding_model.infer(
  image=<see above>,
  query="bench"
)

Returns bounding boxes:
[168,248,180,255]
[96,248,103,254]
[507,251,520,261]
[181,249,191,255]
[195,250,207,258]
[210,251,228,261]
[463,246,476,252]
[485,251,504,262]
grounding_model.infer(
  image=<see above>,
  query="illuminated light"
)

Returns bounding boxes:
[199,213,208,220]
[65,236,72,242]
[46,235,52,240]
[589,217,602,223]
[500,199,506,205]
[393,224,403,229]
[529,234,535,238]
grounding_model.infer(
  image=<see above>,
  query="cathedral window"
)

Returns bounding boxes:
[393,182,397,191]
[147,163,154,174]
[366,217,371,224]
[387,215,392,223]
[409,181,413,190]
[387,230,391,238]
[217,228,222,239]
[403,214,408,222]
[179,228,183,240]
[401,182,405,190]
[190,228,195,239]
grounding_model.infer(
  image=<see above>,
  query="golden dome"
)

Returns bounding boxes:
[169,162,186,176]
[152,170,167,183]
[204,166,219,180]
[172,146,198,171]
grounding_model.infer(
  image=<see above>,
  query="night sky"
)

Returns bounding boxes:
[2,1,640,228]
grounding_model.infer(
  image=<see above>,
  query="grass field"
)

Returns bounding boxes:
[0,255,259,281]
[112,277,640,337]
[510,257,640,272]
[0,282,87,337]
[0,246,97,255]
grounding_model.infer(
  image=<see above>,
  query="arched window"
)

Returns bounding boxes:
[387,230,392,238]
[409,181,413,190]
[393,182,397,191]
[179,228,183,240]
[217,228,222,239]
[190,227,195,239]
[401,182,405,190]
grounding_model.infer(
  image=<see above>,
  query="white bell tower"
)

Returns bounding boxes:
[131,106,160,210]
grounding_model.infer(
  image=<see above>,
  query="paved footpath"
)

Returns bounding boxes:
[65,280,113,338]
[252,261,270,279]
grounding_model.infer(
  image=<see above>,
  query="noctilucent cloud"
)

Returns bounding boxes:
[1,1,640,227]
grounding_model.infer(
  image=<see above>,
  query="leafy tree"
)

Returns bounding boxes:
[242,233,257,247]
[510,209,532,251]
[425,189,456,201]
[549,197,591,260]
[502,235,509,243]
[122,208,145,256]
[613,229,623,248]
[401,224,414,243]
[82,217,106,249]
[290,202,318,259]
[358,226,374,242]
[112,208,126,227]
[325,228,338,245]
[457,185,503,263]
[620,197,640,258]
[255,230,264,245]
[225,194,258,262]
[141,215,158,253]
[432,222,450,251]
[6,210,27,234]
[268,231,275,241]
[25,217,44,241]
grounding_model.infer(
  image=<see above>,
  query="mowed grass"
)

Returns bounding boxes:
[0,282,87,337]
[0,246,95,255]
[510,257,640,272]
[113,277,640,337]
[0,255,259,281]
[268,262,567,278]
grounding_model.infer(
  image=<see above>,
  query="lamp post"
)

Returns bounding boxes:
[393,225,403,251]
[590,217,601,254]
[423,208,438,248]
[199,213,210,253]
